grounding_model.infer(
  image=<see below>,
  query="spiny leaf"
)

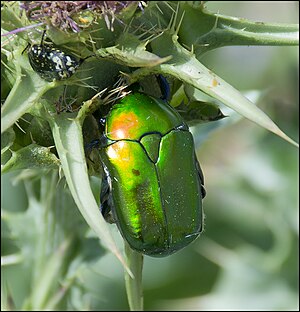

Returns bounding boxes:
[44,103,132,277]
[131,32,298,147]
[1,144,60,174]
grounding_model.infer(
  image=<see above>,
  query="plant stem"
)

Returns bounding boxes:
[124,242,144,311]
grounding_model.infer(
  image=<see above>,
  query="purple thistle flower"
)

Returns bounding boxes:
[19,1,144,32]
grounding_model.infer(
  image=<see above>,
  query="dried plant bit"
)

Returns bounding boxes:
[55,96,79,114]
[54,86,79,114]
[20,1,145,33]
[102,81,130,106]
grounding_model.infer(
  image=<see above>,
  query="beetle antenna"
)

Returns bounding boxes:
[40,29,46,45]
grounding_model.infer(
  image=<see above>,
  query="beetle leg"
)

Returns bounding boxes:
[156,74,170,101]
[22,42,31,55]
[100,170,115,224]
[195,153,206,198]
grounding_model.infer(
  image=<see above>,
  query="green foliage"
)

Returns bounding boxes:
[1,1,298,311]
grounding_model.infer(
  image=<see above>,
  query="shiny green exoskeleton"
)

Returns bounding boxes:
[99,92,205,257]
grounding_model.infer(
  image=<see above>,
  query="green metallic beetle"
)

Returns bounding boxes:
[99,92,205,257]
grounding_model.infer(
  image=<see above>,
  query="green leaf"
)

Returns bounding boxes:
[1,54,53,134]
[25,116,55,147]
[172,84,226,125]
[1,128,15,155]
[129,32,298,147]
[96,33,172,67]
[173,2,299,55]
[1,2,25,39]
[28,239,72,310]
[44,106,131,276]
[1,144,60,173]
[176,100,226,125]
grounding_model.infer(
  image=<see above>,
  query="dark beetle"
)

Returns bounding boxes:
[27,43,81,81]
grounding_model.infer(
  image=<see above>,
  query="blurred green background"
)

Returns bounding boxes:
[1,2,299,311]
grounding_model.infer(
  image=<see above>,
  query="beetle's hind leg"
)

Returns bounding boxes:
[100,171,115,224]
[195,154,206,198]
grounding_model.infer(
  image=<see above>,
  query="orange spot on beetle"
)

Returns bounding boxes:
[109,111,139,140]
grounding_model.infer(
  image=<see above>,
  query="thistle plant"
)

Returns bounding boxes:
[1,1,298,311]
